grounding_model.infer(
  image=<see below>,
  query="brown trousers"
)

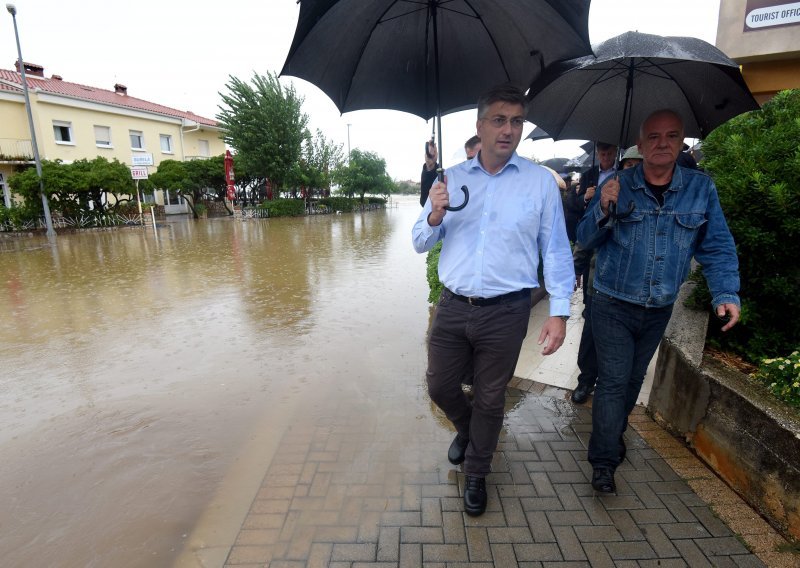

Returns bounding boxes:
[426,289,531,477]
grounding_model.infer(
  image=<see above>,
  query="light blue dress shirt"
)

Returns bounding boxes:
[412,152,574,318]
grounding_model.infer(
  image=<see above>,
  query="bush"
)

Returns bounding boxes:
[318,196,359,212]
[426,242,443,304]
[689,89,800,363]
[752,350,800,408]
[0,203,39,230]
[258,198,305,217]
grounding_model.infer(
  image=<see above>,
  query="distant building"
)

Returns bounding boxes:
[717,0,800,104]
[0,61,225,211]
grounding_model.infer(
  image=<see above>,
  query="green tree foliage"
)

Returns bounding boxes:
[334,149,396,201]
[691,89,800,361]
[289,129,344,199]
[9,157,134,216]
[147,156,226,218]
[216,72,308,195]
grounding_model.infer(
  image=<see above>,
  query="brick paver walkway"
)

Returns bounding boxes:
[223,383,770,567]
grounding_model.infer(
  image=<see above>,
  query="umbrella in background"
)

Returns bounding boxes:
[526,31,760,148]
[526,31,759,219]
[525,125,551,142]
[540,157,571,173]
[564,152,593,172]
[281,0,592,211]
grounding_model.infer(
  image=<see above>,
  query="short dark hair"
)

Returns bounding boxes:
[596,142,616,151]
[477,83,528,118]
[464,135,481,151]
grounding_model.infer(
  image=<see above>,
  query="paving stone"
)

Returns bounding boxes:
[552,526,588,562]
[513,543,563,562]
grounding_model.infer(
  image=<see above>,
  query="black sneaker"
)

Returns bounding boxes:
[591,467,616,493]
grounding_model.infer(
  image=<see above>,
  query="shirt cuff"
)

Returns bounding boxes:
[549,297,571,318]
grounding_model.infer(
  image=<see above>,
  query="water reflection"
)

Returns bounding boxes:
[0,200,431,567]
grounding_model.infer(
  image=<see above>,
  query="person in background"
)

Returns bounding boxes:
[420,136,482,207]
[412,83,573,517]
[571,145,643,405]
[577,110,740,494]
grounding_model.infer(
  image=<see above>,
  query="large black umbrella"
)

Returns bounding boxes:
[281,0,592,210]
[526,31,760,148]
[540,157,571,173]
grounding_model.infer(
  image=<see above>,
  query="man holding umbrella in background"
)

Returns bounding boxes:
[577,109,741,494]
[412,83,574,516]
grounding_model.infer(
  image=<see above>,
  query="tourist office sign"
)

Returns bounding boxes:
[744,0,800,31]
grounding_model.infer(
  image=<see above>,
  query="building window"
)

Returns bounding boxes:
[53,121,73,144]
[94,125,112,147]
[159,134,173,154]
[129,130,144,150]
[198,139,210,157]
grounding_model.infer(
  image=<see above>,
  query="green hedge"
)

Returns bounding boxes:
[688,89,800,363]
[426,242,443,304]
[318,196,359,212]
[258,198,306,217]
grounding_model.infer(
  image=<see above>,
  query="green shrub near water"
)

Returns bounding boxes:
[258,198,306,217]
[426,242,443,304]
[688,89,800,364]
[318,196,359,212]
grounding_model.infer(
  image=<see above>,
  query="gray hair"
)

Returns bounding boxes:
[638,109,684,139]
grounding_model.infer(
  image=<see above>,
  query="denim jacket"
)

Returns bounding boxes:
[576,164,740,309]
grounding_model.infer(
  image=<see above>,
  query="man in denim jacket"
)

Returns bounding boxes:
[576,109,740,494]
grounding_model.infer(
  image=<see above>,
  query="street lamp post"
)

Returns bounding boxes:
[6,3,56,238]
[346,123,351,164]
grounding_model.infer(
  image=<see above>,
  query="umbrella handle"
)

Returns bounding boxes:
[444,185,469,212]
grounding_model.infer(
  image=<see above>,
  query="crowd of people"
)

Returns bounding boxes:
[412,83,740,515]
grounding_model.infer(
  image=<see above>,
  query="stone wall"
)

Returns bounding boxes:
[648,285,800,541]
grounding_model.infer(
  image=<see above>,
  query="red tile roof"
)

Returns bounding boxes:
[0,68,217,127]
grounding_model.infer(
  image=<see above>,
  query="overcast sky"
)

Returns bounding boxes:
[1,0,721,181]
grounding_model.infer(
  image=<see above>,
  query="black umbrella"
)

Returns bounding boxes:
[525,125,551,142]
[526,31,760,148]
[564,152,593,172]
[281,0,592,210]
[540,157,571,173]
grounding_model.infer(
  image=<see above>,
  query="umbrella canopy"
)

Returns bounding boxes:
[564,152,593,172]
[526,31,760,148]
[281,0,592,121]
[525,125,551,141]
[540,157,571,173]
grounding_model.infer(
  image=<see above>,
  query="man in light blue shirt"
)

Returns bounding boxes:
[412,84,574,517]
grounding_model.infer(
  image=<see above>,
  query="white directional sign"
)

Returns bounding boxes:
[130,166,149,179]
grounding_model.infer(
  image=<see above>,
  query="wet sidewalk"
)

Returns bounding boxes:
[181,294,795,567]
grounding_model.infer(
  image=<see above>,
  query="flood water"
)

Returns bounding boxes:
[0,197,435,567]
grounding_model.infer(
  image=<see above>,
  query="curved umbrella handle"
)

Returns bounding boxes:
[444,185,469,212]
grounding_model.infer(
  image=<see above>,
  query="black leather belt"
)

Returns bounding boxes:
[446,288,531,307]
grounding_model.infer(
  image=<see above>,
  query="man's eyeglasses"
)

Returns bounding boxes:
[483,116,525,129]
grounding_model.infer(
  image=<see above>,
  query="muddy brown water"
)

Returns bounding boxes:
[0,198,439,567]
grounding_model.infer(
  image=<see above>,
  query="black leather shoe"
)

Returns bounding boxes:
[571,383,594,404]
[591,468,616,493]
[463,475,487,516]
[448,434,469,465]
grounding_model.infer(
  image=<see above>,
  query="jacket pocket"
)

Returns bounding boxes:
[673,213,707,251]
[612,209,644,249]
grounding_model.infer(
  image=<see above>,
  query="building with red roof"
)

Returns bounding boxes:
[0,61,225,210]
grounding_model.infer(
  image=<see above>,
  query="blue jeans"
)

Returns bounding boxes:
[588,292,673,470]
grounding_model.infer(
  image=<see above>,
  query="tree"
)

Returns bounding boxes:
[216,72,309,197]
[290,129,344,201]
[147,156,227,218]
[334,149,395,202]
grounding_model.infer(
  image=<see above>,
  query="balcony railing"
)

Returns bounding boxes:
[0,138,33,162]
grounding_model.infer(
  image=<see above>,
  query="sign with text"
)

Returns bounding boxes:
[131,154,154,166]
[130,166,149,180]
[744,0,800,31]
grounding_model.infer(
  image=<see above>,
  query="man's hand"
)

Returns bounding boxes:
[427,177,449,226]
[584,185,596,203]
[538,317,567,355]
[425,140,438,170]
[599,177,620,216]
[716,303,740,332]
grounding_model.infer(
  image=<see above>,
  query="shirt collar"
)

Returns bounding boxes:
[471,151,521,175]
